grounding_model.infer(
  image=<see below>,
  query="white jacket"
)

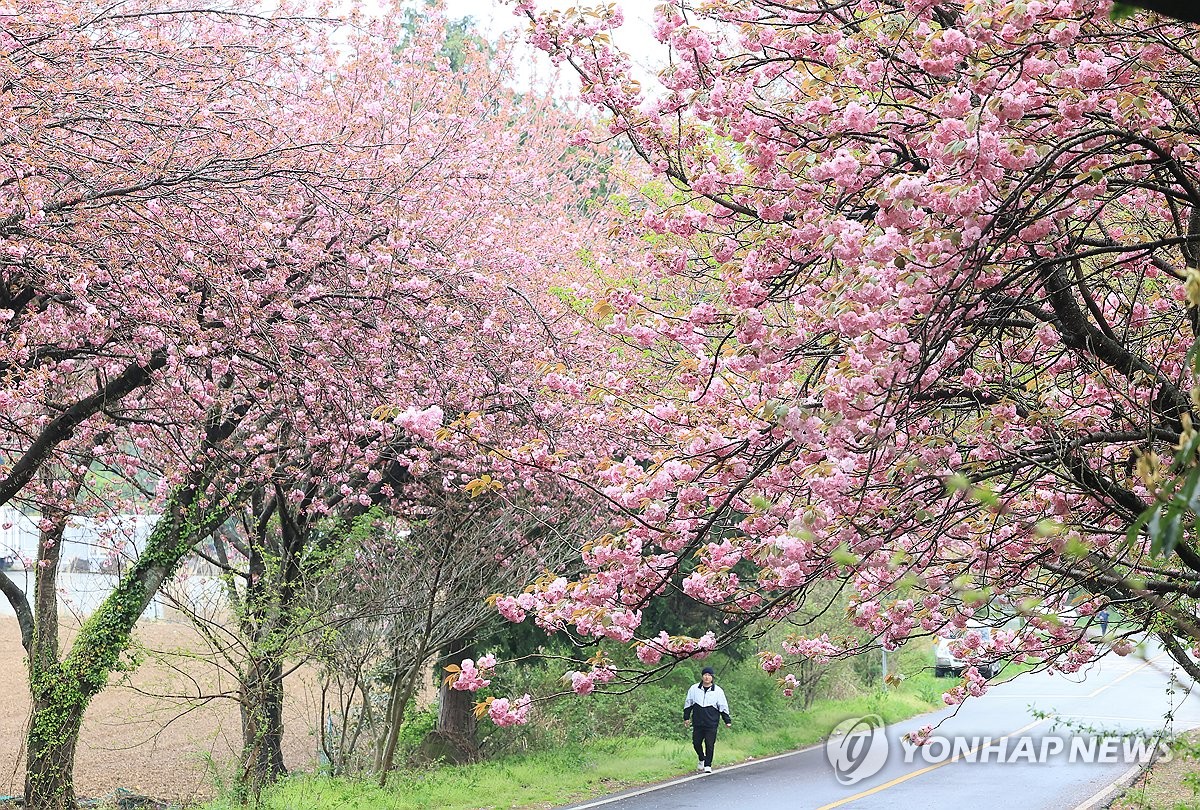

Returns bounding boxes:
[684,682,730,728]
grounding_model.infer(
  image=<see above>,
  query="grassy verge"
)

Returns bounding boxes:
[1112,731,1200,810]
[200,675,942,810]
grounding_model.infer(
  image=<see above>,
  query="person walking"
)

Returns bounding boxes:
[683,665,731,773]
[1098,608,1110,636]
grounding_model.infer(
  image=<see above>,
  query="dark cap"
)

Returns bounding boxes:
[701,666,715,676]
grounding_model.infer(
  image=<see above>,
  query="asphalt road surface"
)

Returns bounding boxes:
[559,648,1200,810]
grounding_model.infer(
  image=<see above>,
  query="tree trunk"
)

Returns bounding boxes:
[234,486,293,800]
[239,657,288,797]
[21,470,234,809]
[24,667,86,810]
[437,681,478,741]
[434,637,477,760]
[377,651,423,786]
[25,471,75,810]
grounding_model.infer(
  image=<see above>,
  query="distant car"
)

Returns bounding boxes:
[934,625,1002,678]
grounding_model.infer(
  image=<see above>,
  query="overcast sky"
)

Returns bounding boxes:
[442,0,664,90]
[443,0,658,48]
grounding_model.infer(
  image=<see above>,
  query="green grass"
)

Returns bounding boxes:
[197,636,959,809]
[199,678,941,810]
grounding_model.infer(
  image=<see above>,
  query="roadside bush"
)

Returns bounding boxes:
[474,649,842,760]
[427,597,943,763]
[397,705,438,755]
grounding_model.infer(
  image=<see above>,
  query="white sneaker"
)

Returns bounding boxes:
[697,761,704,772]
[704,765,712,773]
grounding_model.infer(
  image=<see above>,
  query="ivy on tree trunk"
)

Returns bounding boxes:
[22,469,238,810]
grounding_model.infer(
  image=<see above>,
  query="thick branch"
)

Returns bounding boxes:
[1041,262,1191,425]
[0,350,167,508]
[0,570,32,655]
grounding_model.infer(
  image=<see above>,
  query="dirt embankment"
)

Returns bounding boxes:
[0,616,321,804]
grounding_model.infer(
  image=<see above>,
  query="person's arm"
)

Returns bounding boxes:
[683,686,695,724]
[718,688,731,726]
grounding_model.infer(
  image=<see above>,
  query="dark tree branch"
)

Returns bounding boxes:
[0,570,32,655]
[0,349,167,508]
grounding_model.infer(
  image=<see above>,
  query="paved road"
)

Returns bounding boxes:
[559,649,1200,810]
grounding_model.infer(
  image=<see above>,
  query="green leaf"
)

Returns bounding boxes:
[963,588,990,605]
[1161,512,1184,558]
[1018,596,1044,613]
[1109,1,1138,21]
[1180,466,1200,511]
[1126,509,1152,547]
[1064,536,1090,558]
[1148,507,1164,555]
[831,544,860,566]
[972,485,999,508]
[1148,508,1183,558]
[945,473,971,494]
[1176,433,1200,471]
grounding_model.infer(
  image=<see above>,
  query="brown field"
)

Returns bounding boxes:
[0,616,322,804]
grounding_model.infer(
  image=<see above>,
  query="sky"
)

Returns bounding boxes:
[442,0,659,50]
[441,0,665,90]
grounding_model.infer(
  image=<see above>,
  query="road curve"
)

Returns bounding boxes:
[556,649,1200,810]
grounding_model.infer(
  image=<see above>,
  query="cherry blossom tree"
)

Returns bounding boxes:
[477,0,1200,712]
[0,2,620,806]
[0,0,647,801]
[0,5,358,805]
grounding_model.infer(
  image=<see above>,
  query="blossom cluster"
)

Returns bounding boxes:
[488,694,532,727]
[634,631,717,665]
[450,654,498,692]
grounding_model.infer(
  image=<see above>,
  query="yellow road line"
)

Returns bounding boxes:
[815,717,1047,810]
[1086,652,1167,698]
[816,651,1169,810]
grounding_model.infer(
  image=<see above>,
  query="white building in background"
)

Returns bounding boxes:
[0,503,38,561]
[0,505,217,621]
[0,504,159,569]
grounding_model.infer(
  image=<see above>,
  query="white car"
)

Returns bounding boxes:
[934,625,1001,678]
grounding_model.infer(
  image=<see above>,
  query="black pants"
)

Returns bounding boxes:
[692,725,718,766]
